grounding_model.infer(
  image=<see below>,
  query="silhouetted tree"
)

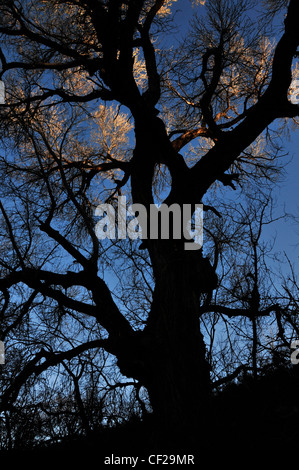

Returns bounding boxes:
[0,0,299,449]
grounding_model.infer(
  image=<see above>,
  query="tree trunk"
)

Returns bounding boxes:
[120,114,215,447]
[147,254,210,433]
[113,246,214,448]
[143,247,213,447]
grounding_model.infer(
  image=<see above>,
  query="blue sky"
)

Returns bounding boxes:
[271,130,299,261]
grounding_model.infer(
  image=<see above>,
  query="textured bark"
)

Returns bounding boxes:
[145,252,212,436]
[114,246,215,445]
[121,113,217,441]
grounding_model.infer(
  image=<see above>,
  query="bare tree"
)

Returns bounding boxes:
[0,0,299,448]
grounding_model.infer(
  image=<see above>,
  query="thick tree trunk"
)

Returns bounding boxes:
[118,114,215,447]
[142,248,212,446]
[112,246,214,448]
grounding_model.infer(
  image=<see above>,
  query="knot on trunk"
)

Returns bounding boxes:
[106,331,155,382]
[185,250,218,294]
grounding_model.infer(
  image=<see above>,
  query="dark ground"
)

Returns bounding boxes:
[1,364,299,464]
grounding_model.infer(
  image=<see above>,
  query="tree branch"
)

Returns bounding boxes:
[190,0,299,198]
[201,303,281,318]
[0,340,106,410]
[171,127,212,151]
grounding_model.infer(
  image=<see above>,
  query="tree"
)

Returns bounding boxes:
[0,0,299,449]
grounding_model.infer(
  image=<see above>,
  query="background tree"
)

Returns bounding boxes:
[0,0,299,450]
